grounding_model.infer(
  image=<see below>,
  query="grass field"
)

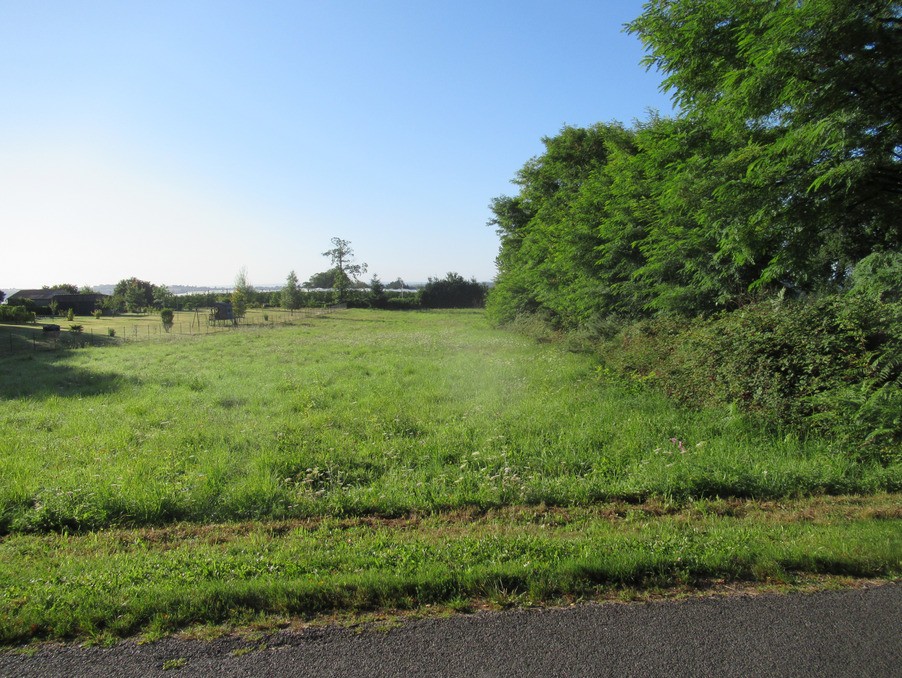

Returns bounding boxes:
[0,309,899,643]
[0,307,334,354]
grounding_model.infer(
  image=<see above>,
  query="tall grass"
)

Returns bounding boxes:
[1,310,898,534]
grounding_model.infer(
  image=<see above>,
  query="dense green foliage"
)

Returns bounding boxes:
[419,272,487,308]
[0,305,35,323]
[487,0,900,451]
[595,290,900,462]
[490,0,900,323]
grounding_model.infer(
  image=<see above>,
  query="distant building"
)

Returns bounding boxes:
[7,289,107,315]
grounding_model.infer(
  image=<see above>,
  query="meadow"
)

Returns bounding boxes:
[0,309,899,643]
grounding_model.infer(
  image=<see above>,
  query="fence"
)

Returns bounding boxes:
[0,305,346,356]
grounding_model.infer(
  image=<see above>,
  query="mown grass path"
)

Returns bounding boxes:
[0,310,898,642]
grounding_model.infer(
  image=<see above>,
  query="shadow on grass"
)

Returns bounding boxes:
[0,331,136,400]
[0,324,119,353]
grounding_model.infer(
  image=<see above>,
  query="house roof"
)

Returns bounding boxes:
[8,289,63,301]
[8,290,108,302]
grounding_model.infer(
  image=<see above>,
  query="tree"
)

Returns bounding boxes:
[124,284,146,313]
[114,278,155,311]
[420,273,487,308]
[368,275,387,308]
[628,0,902,290]
[153,285,175,309]
[77,285,94,295]
[322,237,367,301]
[385,278,407,290]
[304,269,338,289]
[43,283,78,294]
[232,267,253,320]
[281,270,303,310]
[0,289,5,304]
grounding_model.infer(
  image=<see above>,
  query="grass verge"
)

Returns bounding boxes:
[1,496,899,644]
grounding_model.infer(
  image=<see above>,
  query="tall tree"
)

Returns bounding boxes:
[114,278,155,311]
[628,0,902,290]
[322,238,367,301]
[126,285,147,313]
[153,285,175,309]
[281,270,302,310]
[232,267,253,319]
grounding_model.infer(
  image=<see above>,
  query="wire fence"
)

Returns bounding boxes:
[0,305,346,356]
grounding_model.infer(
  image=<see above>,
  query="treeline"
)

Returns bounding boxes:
[488,0,900,457]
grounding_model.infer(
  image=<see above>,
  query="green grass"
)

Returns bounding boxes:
[1,497,898,644]
[0,307,331,354]
[1,309,899,533]
[0,309,899,643]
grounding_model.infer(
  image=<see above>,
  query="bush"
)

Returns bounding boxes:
[107,328,116,337]
[420,273,487,308]
[385,296,421,310]
[0,305,36,323]
[66,308,75,321]
[69,324,83,333]
[595,293,900,461]
[93,310,103,319]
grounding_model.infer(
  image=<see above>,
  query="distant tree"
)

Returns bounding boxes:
[322,237,367,302]
[232,267,253,320]
[114,278,155,311]
[43,283,78,294]
[304,269,337,289]
[153,285,175,309]
[420,273,487,308]
[124,284,146,313]
[281,270,303,310]
[77,285,95,295]
[0,289,5,304]
[368,275,387,308]
[385,278,407,290]
[103,295,125,315]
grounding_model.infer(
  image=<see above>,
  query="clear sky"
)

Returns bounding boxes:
[1,0,673,290]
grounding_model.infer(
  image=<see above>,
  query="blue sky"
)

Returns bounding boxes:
[1,0,673,290]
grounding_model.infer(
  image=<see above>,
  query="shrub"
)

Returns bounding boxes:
[160,308,174,332]
[107,328,116,337]
[0,305,36,323]
[385,296,421,310]
[596,293,900,460]
[420,273,487,308]
[93,310,103,319]
[69,324,84,333]
[66,308,75,321]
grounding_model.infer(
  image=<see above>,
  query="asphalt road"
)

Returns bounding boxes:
[1,584,899,677]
